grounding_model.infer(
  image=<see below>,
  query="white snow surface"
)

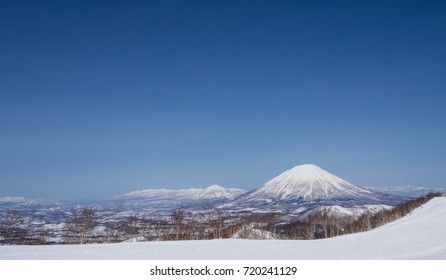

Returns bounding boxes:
[243,164,379,201]
[1,197,445,260]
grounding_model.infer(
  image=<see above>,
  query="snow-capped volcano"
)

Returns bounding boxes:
[232,164,400,207]
[252,164,374,201]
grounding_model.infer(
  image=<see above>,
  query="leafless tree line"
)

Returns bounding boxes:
[280,192,443,240]
[61,206,265,244]
[0,212,48,245]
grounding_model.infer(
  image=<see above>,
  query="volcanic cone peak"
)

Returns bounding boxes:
[247,164,375,201]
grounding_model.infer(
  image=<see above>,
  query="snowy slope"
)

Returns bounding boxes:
[301,204,393,219]
[1,197,445,260]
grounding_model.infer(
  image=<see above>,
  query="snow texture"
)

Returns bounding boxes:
[1,197,445,260]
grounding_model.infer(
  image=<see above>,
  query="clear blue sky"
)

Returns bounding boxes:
[1,0,445,200]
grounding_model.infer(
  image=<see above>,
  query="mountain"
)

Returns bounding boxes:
[364,185,446,198]
[108,185,247,212]
[122,184,245,200]
[300,204,393,220]
[0,196,66,219]
[0,196,57,206]
[228,164,402,210]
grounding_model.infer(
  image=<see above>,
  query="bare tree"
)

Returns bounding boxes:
[290,221,317,240]
[259,213,279,237]
[184,211,203,240]
[204,206,227,239]
[151,215,170,241]
[224,210,245,238]
[0,212,29,244]
[127,214,140,238]
[64,207,97,244]
[103,213,126,243]
[234,216,254,239]
[170,209,187,240]
[31,227,50,245]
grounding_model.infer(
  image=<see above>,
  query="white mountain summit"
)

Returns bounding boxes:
[253,164,373,200]
[234,164,397,207]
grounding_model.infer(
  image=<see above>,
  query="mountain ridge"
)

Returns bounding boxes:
[121,184,246,200]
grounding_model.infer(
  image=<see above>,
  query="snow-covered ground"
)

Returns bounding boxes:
[1,197,445,260]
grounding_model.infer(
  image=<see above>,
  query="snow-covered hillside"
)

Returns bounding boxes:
[300,204,393,219]
[1,197,445,260]
[229,164,400,209]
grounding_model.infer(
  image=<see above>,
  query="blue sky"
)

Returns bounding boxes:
[1,0,445,200]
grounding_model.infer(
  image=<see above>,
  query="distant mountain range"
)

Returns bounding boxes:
[2,164,444,223]
[364,185,446,198]
[107,185,246,212]
[121,184,245,200]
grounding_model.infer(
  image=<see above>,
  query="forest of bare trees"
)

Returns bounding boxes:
[279,192,443,240]
[0,212,47,245]
[63,207,97,244]
[0,192,443,245]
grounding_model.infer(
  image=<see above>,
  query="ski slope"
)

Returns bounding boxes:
[1,197,445,260]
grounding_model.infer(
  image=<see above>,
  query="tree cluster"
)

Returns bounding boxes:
[0,212,48,245]
[343,192,442,234]
[63,207,98,244]
[57,206,279,244]
[98,208,263,243]
[280,192,443,240]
